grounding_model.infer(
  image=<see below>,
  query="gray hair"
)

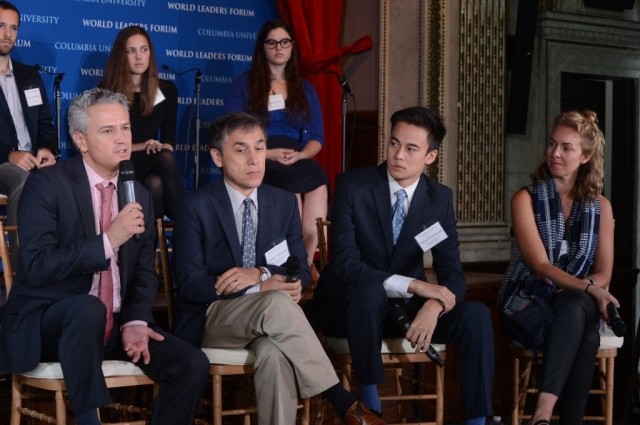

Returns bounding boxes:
[68,88,129,138]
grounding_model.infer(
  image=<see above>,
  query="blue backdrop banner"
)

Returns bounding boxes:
[11,0,278,188]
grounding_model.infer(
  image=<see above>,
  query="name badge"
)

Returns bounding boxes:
[265,239,290,266]
[153,87,165,106]
[25,88,43,107]
[414,222,448,252]
[268,94,285,111]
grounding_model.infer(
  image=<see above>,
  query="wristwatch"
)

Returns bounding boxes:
[258,267,269,283]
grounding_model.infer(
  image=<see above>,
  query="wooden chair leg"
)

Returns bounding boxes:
[512,356,520,425]
[435,362,444,425]
[342,361,352,392]
[394,366,403,420]
[604,357,614,425]
[55,389,67,425]
[301,397,310,425]
[213,374,223,425]
[10,375,21,425]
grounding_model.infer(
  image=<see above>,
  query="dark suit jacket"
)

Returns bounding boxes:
[0,156,158,372]
[171,179,310,347]
[0,60,57,162]
[314,162,465,317]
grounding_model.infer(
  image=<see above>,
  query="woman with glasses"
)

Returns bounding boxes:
[498,110,619,425]
[99,25,184,220]
[225,19,329,275]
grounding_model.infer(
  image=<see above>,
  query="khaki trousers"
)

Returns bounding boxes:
[204,291,338,425]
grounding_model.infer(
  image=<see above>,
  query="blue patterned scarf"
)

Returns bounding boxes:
[498,178,600,347]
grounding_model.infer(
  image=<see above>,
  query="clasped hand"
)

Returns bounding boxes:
[10,149,56,171]
[106,202,145,249]
[269,148,300,165]
[215,269,302,303]
[143,139,172,154]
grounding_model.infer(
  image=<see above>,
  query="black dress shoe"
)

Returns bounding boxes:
[344,401,386,424]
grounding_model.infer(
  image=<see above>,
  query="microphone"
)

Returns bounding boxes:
[162,64,202,77]
[390,306,444,367]
[283,255,300,283]
[606,302,625,337]
[33,64,65,82]
[325,70,352,95]
[118,160,139,239]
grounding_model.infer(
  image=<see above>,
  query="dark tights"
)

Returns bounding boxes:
[131,149,184,220]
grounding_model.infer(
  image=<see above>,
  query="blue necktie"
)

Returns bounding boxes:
[392,189,407,244]
[241,198,256,268]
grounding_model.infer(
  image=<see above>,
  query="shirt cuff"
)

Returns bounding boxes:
[384,275,414,298]
[245,283,262,294]
[102,233,114,260]
[120,320,147,331]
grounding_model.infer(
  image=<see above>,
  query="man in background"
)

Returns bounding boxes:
[0,0,57,227]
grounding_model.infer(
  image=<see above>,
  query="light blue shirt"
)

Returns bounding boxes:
[224,181,264,294]
[0,58,32,151]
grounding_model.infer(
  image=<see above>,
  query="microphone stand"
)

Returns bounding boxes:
[194,70,202,188]
[162,65,203,188]
[53,73,63,155]
[326,71,351,172]
[340,85,347,172]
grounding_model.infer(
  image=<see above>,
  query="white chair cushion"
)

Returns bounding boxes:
[21,360,146,379]
[201,348,256,365]
[326,337,445,355]
[511,323,624,350]
[599,322,624,349]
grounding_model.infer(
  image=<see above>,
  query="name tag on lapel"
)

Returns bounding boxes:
[25,88,43,107]
[414,222,448,252]
[265,239,290,265]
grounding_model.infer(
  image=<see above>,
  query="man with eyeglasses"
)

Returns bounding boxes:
[225,19,330,285]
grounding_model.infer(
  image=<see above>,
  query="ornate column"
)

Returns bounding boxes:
[379,0,510,263]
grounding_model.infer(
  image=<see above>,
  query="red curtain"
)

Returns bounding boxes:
[276,0,372,191]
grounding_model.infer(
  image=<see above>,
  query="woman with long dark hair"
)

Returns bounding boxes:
[100,25,184,220]
[226,19,329,272]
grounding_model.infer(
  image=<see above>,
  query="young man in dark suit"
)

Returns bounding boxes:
[0,88,209,425]
[313,106,495,425]
[0,1,57,227]
[172,112,385,425]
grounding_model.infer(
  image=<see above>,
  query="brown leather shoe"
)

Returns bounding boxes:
[344,401,386,424]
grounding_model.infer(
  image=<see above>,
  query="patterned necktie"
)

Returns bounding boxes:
[96,182,115,343]
[392,189,407,244]
[241,198,256,268]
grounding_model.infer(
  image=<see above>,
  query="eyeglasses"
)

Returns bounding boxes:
[264,38,293,49]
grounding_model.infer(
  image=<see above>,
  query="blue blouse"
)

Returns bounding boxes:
[225,72,324,148]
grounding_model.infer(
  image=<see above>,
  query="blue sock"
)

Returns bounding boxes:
[466,416,487,425]
[359,384,381,412]
[75,409,101,425]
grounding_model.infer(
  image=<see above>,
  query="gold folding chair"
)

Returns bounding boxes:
[510,323,623,425]
[315,217,331,272]
[1,222,155,425]
[156,218,175,330]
